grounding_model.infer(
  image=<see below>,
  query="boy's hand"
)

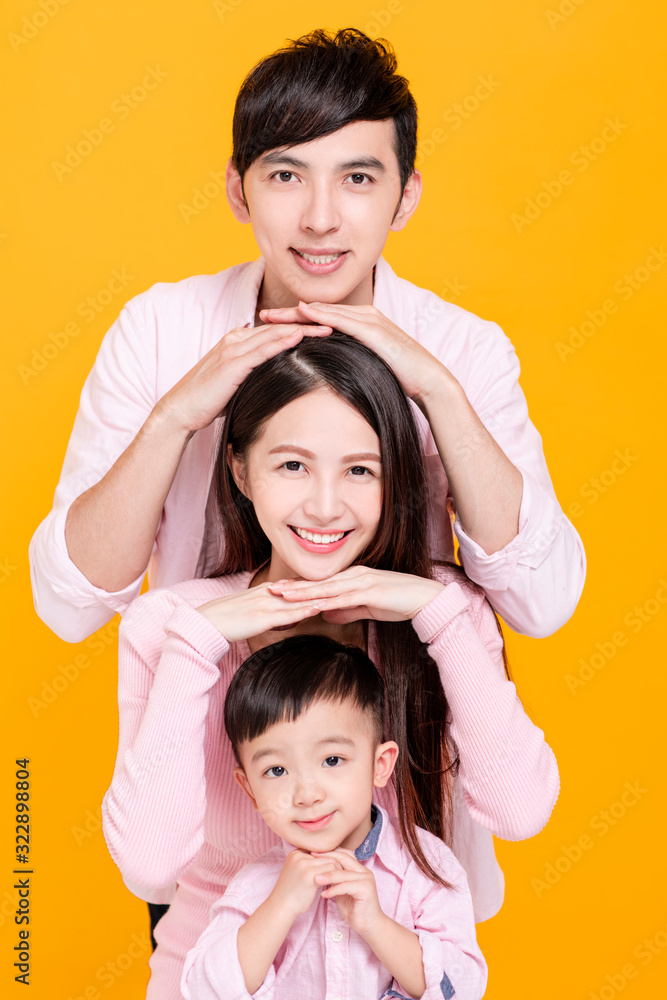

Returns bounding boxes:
[269,849,342,920]
[313,848,385,937]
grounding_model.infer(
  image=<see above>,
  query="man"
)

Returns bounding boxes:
[30,28,585,644]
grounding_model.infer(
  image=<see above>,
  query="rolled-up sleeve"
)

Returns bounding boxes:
[182,897,277,1000]
[453,329,586,638]
[29,298,158,642]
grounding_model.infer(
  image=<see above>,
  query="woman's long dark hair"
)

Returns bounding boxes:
[211,332,459,884]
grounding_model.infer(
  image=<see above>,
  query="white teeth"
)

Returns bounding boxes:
[298,251,343,264]
[293,527,346,544]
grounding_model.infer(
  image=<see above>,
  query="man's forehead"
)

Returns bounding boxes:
[254,119,399,168]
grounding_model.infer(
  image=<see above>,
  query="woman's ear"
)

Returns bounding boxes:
[226,158,251,224]
[373,741,399,788]
[227,443,250,499]
[233,767,259,811]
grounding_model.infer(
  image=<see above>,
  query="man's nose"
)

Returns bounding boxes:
[300,182,341,235]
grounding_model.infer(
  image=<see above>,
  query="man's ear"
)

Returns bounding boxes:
[234,766,259,810]
[390,170,422,232]
[373,741,399,788]
[226,158,251,223]
[227,443,250,499]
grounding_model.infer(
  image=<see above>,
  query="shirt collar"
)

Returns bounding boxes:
[226,254,398,333]
[279,803,407,879]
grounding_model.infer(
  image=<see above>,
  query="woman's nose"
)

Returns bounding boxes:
[302,477,345,524]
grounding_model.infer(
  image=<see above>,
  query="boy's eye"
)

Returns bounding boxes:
[323,756,343,767]
[265,766,286,777]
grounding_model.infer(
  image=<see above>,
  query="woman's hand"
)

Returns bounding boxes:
[267,566,444,625]
[196,583,326,642]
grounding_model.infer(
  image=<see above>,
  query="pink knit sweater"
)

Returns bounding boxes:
[102,566,559,999]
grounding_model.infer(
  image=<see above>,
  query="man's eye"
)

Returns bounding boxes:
[323,756,343,767]
[348,173,369,184]
[266,766,286,777]
[277,171,294,182]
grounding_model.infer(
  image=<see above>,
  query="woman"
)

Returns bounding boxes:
[102,333,559,998]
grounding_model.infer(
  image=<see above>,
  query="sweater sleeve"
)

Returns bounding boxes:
[411,579,560,840]
[102,589,229,893]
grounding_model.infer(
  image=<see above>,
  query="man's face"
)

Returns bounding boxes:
[227,120,421,309]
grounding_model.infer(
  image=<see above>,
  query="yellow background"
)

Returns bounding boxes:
[2,1,666,997]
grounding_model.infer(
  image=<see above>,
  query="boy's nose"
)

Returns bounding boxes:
[292,776,326,808]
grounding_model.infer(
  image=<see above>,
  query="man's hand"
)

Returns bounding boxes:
[155,320,332,435]
[259,301,454,406]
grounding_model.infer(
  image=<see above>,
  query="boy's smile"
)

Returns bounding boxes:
[226,119,422,311]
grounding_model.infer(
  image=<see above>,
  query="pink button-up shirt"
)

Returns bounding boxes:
[180,805,487,1000]
[29,256,585,641]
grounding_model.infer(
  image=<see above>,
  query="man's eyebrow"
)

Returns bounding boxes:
[259,152,386,173]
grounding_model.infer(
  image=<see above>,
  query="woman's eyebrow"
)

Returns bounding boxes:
[341,453,381,463]
[268,444,315,458]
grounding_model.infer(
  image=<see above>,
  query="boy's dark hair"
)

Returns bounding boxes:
[224,635,384,761]
[232,28,418,192]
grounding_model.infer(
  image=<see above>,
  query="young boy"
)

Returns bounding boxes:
[30,28,584,646]
[180,634,487,1000]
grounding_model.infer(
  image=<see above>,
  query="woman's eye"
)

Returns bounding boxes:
[323,756,343,767]
[349,466,371,476]
[266,766,286,778]
[282,461,304,472]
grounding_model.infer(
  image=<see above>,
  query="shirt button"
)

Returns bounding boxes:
[331,930,343,942]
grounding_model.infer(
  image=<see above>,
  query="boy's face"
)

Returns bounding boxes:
[234,697,398,853]
[226,119,422,310]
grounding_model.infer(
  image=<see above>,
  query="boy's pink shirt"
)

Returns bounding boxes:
[29,256,585,642]
[180,805,488,1000]
[101,567,559,997]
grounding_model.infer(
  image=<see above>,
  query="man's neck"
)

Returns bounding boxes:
[255,263,376,322]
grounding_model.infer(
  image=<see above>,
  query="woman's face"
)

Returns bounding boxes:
[231,387,383,582]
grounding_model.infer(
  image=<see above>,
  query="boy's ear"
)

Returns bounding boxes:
[226,158,251,224]
[227,444,251,499]
[373,741,399,788]
[234,766,259,810]
[390,170,422,232]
